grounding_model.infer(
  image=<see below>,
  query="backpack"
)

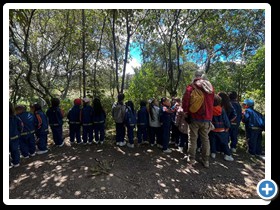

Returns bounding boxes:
[125,106,137,126]
[189,85,204,113]
[253,110,265,130]
[112,103,126,123]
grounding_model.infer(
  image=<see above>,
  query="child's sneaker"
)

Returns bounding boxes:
[100,141,104,145]
[37,150,48,155]
[231,148,236,153]
[224,155,234,161]
[211,153,216,159]
[163,148,172,153]
[59,142,64,147]
[119,141,126,147]
[127,143,134,148]
[29,153,36,157]
[13,163,20,168]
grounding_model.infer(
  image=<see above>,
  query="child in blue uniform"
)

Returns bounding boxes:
[46,98,64,147]
[125,100,137,148]
[67,98,82,145]
[31,103,49,154]
[159,97,174,153]
[15,105,36,158]
[242,99,265,159]
[81,98,94,145]
[9,102,22,168]
[92,98,106,145]
[137,100,149,145]
[228,91,242,153]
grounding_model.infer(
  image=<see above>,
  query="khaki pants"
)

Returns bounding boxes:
[188,121,212,162]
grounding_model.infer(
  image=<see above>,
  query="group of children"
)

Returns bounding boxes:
[9,91,265,168]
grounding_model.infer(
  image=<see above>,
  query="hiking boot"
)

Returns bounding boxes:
[224,155,234,161]
[211,153,216,159]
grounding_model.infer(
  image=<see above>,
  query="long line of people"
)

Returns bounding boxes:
[9,71,265,169]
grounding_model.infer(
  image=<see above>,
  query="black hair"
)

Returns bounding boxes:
[33,103,42,112]
[51,98,60,108]
[93,98,105,117]
[213,94,222,106]
[229,91,238,100]
[126,100,135,114]
[117,93,125,102]
[218,92,232,114]
[140,100,146,107]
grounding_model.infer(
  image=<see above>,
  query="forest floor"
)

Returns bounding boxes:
[8,129,265,203]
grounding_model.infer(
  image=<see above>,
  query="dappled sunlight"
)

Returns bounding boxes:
[134,153,140,157]
[146,149,153,153]
[54,175,68,187]
[157,180,167,188]
[27,160,45,169]
[115,146,126,155]
[154,193,163,199]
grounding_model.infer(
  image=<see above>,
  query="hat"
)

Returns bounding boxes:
[74,98,82,105]
[194,70,205,78]
[83,98,90,103]
[243,99,254,107]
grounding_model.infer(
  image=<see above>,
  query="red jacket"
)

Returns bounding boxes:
[182,78,214,121]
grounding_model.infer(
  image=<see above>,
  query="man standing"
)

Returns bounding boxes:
[182,70,214,168]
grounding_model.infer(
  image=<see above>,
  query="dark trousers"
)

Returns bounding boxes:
[116,123,125,143]
[36,132,48,151]
[209,131,231,156]
[19,134,36,157]
[149,126,161,145]
[94,123,105,142]
[171,122,180,144]
[229,125,239,149]
[248,129,263,155]
[127,125,135,144]
[137,125,147,143]
[82,125,93,143]
[69,124,81,143]
[50,125,63,146]
[178,131,188,150]
[10,138,20,165]
[161,122,171,150]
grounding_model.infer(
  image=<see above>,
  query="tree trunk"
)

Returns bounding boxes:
[82,9,86,98]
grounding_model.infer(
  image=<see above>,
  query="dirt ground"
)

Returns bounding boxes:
[8,129,265,201]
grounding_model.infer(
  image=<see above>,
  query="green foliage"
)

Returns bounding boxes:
[101,96,115,129]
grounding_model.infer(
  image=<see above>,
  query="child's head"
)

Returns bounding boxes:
[117,93,125,102]
[214,94,222,106]
[30,103,42,112]
[161,97,171,107]
[242,99,254,109]
[140,100,146,107]
[15,105,26,114]
[74,98,82,106]
[83,97,90,105]
[229,91,238,101]
[51,98,60,107]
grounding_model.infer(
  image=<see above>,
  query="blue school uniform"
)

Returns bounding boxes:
[242,107,264,155]
[67,105,82,144]
[81,105,94,144]
[34,110,49,151]
[229,100,242,149]
[159,106,172,151]
[17,111,36,157]
[93,110,106,143]
[46,107,64,146]
[9,115,22,165]
[137,106,148,144]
